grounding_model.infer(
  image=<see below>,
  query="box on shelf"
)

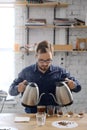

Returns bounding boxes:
[27,0,43,3]
[53,18,76,26]
[53,44,73,51]
[25,18,46,26]
[76,38,87,50]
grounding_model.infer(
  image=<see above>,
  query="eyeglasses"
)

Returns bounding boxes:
[38,59,52,64]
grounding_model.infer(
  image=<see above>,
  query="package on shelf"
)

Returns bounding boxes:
[25,18,46,26]
[74,18,85,25]
[53,18,76,26]
[27,0,44,3]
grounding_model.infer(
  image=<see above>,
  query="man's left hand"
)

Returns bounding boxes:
[65,78,76,90]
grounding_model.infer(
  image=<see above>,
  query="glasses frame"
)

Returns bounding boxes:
[38,59,52,64]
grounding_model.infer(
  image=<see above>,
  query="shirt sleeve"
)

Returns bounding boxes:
[61,68,81,92]
[8,71,25,96]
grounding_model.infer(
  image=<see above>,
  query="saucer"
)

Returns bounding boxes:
[52,120,78,128]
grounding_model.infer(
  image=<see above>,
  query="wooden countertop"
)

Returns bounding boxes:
[0,113,87,130]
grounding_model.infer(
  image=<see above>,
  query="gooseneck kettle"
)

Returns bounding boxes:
[21,81,73,107]
[50,81,73,106]
[21,82,45,107]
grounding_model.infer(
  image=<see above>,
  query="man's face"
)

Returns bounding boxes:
[36,52,53,73]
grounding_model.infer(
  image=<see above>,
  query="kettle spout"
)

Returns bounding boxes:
[49,93,59,104]
[37,93,45,105]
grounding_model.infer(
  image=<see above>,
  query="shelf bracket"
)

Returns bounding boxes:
[66,27,69,45]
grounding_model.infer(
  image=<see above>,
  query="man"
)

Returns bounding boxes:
[9,40,81,113]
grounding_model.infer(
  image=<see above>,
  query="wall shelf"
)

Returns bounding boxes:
[55,25,87,29]
[53,44,73,52]
[17,25,87,29]
[25,24,54,29]
[19,44,87,53]
[0,1,26,5]
[0,1,68,7]
[24,2,69,46]
[26,2,68,7]
[69,25,87,29]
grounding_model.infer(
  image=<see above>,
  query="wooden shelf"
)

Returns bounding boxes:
[21,49,87,53]
[55,25,87,29]
[16,24,54,29]
[25,24,54,29]
[53,50,87,52]
[16,25,87,30]
[70,25,87,29]
[53,45,87,52]
[0,1,26,5]
[19,44,87,53]
[0,1,27,7]
[26,2,68,7]
[0,2,69,9]
[0,1,68,7]
[53,44,73,51]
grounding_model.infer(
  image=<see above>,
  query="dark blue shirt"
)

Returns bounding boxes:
[9,63,81,113]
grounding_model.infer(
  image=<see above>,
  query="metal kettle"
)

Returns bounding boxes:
[50,81,73,106]
[21,82,45,107]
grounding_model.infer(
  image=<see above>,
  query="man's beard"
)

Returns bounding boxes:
[38,65,49,72]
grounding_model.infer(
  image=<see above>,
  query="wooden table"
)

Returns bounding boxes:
[0,113,87,130]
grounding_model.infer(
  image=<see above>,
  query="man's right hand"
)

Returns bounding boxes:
[17,80,28,93]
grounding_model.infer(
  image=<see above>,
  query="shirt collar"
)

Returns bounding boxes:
[34,63,37,72]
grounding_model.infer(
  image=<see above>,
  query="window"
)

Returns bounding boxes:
[0,5,15,94]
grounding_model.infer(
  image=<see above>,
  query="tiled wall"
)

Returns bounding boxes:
[3,0,87,113]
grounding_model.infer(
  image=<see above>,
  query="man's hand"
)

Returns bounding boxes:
[65,78,76,90]
[17,80,28,93]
